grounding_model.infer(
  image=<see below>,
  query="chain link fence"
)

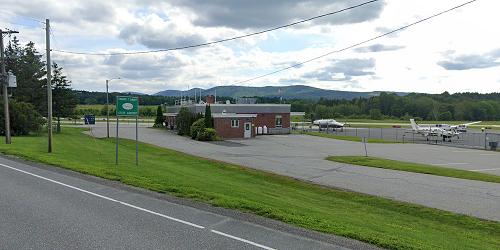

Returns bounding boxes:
[292,124,500,151]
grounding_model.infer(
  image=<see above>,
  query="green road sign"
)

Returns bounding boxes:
[116,96,139,116]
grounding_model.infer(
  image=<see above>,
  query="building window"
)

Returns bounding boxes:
[275,115,282,128]
[231,119,239,128]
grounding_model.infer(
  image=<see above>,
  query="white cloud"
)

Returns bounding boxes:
[0,0,499,94]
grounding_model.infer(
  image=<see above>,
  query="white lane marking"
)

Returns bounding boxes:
[211,230,276,250]
[469,168,500,172]
[0,163,204,229]
[432,163,468,166]
[1,162,279,249]
[479,154,497,156]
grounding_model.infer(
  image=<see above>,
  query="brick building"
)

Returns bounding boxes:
[165,103,291,139]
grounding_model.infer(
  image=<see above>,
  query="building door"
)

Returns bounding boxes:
[244,122,251,138]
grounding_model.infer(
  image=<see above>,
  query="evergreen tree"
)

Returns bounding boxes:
[154,105,164,127]
[9,41,47,114]
[51,63,77,133]
[204,104,213,128]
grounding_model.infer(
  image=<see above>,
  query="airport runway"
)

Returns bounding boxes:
[0,156,368,250]
[88,124,500,221]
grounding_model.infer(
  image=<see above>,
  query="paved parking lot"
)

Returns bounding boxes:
[88,123,500,222]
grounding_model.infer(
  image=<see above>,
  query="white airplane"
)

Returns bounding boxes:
[313,119,345,129]
[409,119,460,141]
[432,121,481,133]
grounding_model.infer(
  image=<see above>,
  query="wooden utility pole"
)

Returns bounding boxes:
[46,19,53,153]
[0,29,18,144]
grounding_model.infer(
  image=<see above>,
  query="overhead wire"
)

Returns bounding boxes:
[233,0,479,85]
[51,0,380,56]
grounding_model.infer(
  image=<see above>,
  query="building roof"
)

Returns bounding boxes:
[212,113,258,118]
[167,103,291,114]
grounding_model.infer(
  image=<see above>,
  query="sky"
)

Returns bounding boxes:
[0,0,499,95]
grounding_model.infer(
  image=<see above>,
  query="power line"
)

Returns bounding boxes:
[0,9,45,24]
[234,0,479,85]
[52,0,380,56]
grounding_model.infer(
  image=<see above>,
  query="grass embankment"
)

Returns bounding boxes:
[327,156,500,184]
[296,131,398,144]
[0,128,498,249]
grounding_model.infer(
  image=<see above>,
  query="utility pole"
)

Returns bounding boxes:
[106,79,109,138]
[46,19,53,153]
[106,77,120,138]
[1,29,18,144]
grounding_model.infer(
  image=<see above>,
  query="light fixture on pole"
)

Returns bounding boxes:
[106,77,120,138]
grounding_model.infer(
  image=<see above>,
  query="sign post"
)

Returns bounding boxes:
[116,96,139,165]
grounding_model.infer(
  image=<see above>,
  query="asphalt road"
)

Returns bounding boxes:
[88,123,500,221]
[0,156,373,250]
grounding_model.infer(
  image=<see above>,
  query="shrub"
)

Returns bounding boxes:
[0,100,45,135]
[196,128,217,141]
[190,118,205,139]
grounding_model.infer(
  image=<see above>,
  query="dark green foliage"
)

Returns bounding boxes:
[190,118,205,139]
[204,104,213,128]
[153,105,164,127]
[283,92,500,121]
[0,100,44,135]
[51,63,77,133]
[6,39,47,114]
[176,107,193,136]
[74,90,179,106]
[197,128,217,141]
[369,109,382,120]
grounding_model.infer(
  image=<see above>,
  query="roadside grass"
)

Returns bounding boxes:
[0,128,499,249]
[296,131,398,143]
[327,156,500,184]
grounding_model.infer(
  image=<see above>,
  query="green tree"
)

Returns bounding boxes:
[369,108,382,120]
[176,107,193,136]
[0,100,44,136]
[204,104,213,128]
[9,41,47,114]
[154,105,164,127]
[51,63,77,133]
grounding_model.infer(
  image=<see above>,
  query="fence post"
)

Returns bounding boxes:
[485,133,488,150]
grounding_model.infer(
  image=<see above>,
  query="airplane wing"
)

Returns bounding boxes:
[462,121,482,126]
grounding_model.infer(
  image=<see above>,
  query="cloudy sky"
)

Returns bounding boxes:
[0,0,498,94]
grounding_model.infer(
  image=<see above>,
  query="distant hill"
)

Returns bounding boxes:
[154,85,407,100]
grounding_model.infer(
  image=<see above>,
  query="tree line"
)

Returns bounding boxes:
[257,92,500,121]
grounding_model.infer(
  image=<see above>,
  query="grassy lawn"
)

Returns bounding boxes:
[327,156,500,184]
[0,128,498,249]
[296,131,398,143]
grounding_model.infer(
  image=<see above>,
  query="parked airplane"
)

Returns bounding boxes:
[433,121,481,133]
[409,119,460,141]
[313,119,345,129]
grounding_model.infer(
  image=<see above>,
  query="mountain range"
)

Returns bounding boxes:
[154,85,407,100]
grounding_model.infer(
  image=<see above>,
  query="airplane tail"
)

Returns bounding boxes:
[410,119,419,130]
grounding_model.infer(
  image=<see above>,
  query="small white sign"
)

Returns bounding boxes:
[7,72,16,87]
[122,102,134,110]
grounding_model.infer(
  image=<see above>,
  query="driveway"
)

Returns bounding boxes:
[87,123,500,222]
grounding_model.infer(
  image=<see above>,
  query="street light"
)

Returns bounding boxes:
[106,77,120,138]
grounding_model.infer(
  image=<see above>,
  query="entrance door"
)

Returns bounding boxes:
[244,122,251,138]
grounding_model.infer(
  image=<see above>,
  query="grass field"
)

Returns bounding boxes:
[327,156,500,184]
[0,128,499,249]
[296,131,398,143]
